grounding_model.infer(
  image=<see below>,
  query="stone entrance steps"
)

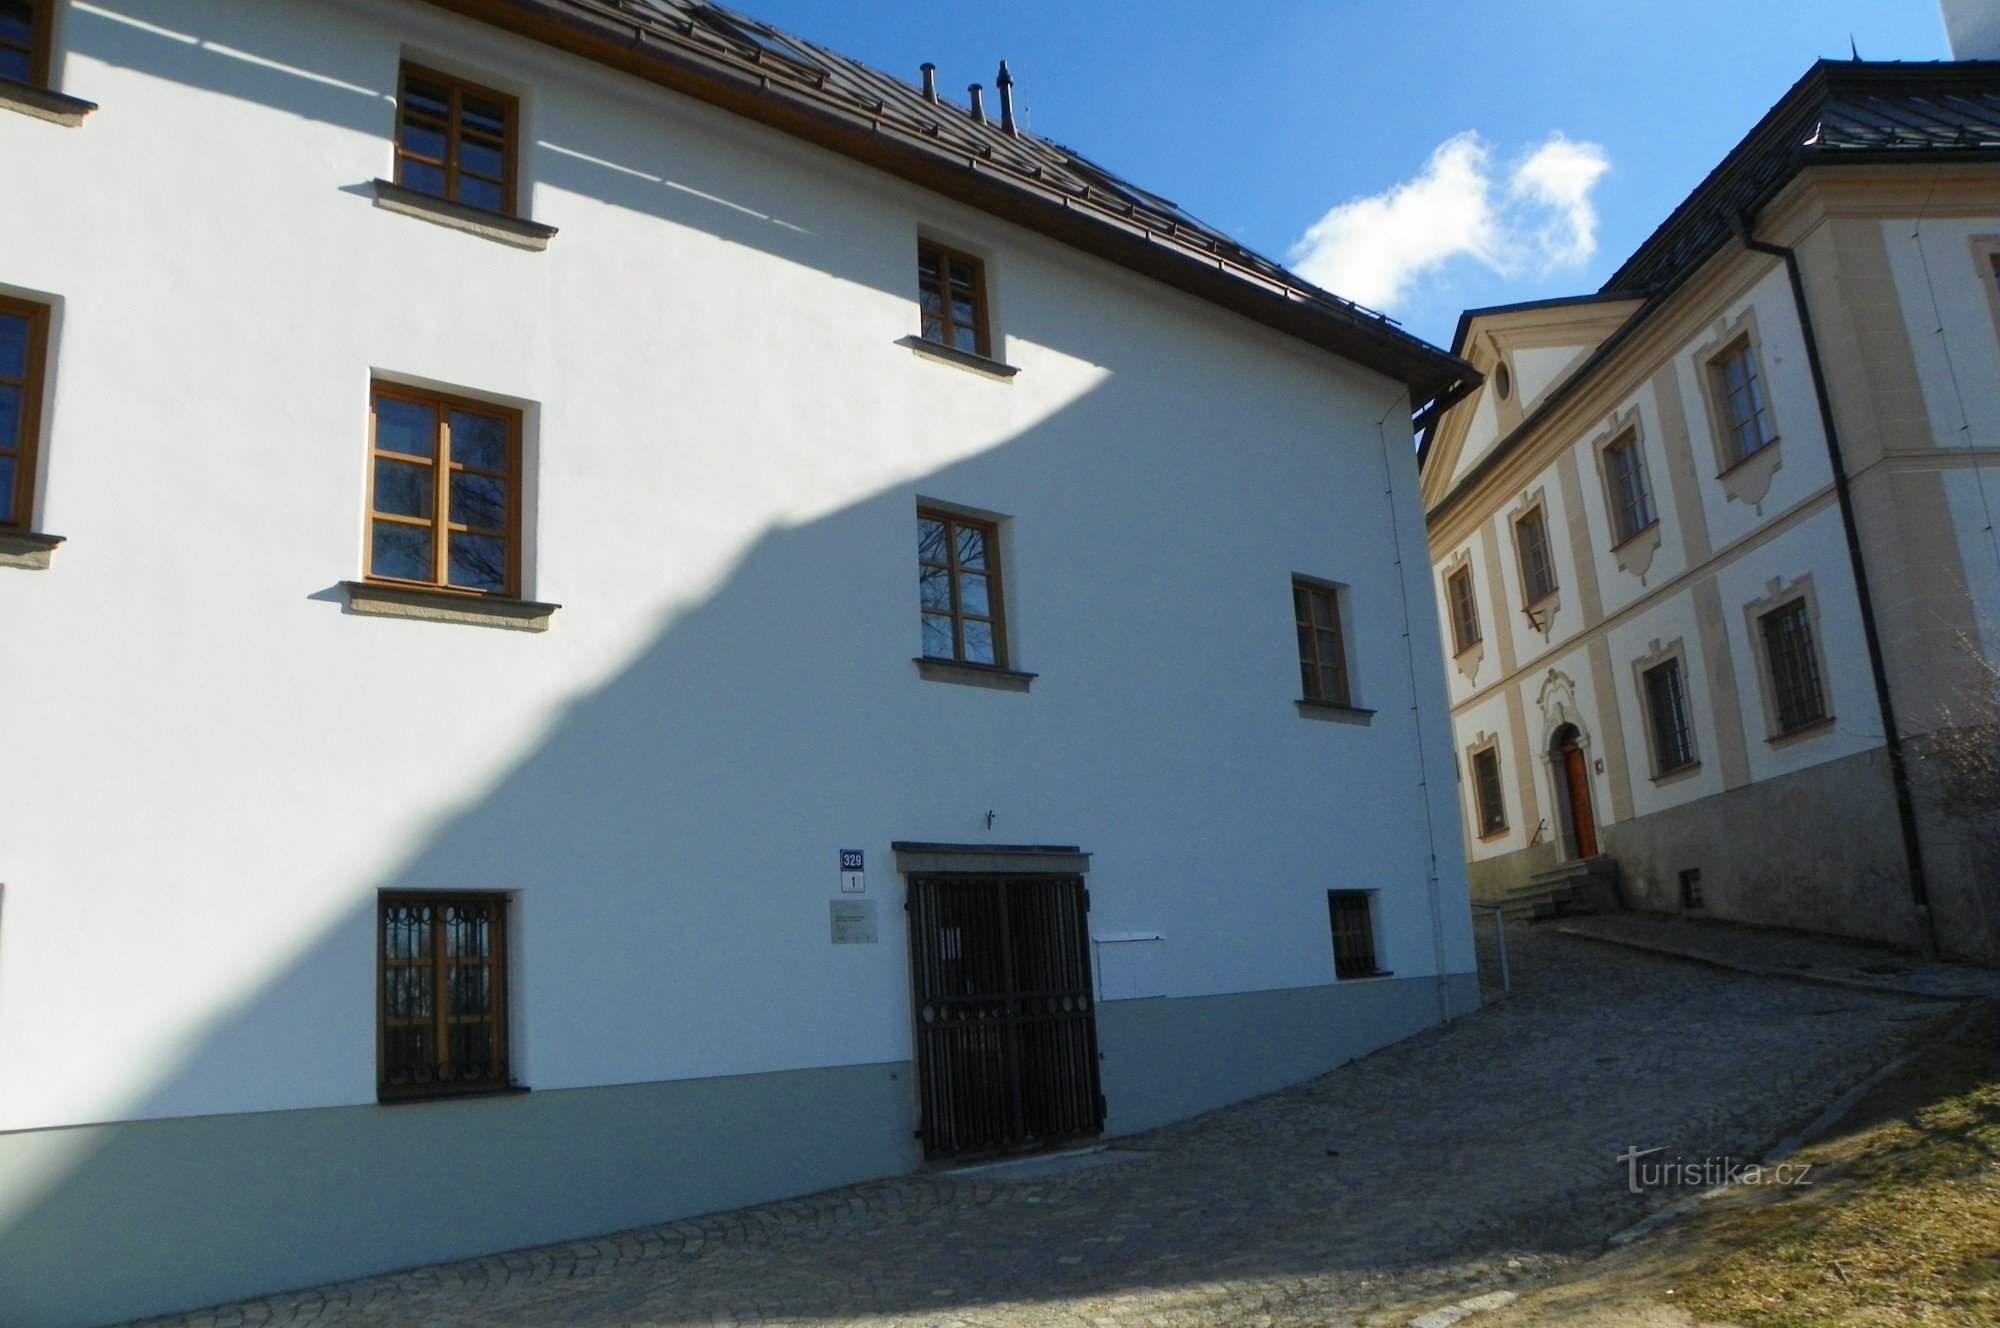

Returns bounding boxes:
[1501,856,1621,921]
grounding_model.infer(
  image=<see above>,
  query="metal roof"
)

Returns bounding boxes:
[1605,59,2000,295]
[418,0,1476,410]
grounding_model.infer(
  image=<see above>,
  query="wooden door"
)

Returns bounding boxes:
[1561,741,1598,859]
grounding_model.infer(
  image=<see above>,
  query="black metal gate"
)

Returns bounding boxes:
[905,873,1104,1159]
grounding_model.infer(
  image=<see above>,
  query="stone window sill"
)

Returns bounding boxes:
[340,580,560,632]
[1296,699,1375,725]
[1337,969,1395,981]
[0,76,96,126]
[896,336,1020,380]
[0,529,65,570]
[370,179,558,250]
[379,1084,530,1107]
[1650,759,1702,787]
[914,656,1036,692]
[1476,826,1510,842]
[1767,715,1835,749]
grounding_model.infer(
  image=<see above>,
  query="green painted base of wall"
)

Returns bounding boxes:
[0,974,1483,1328]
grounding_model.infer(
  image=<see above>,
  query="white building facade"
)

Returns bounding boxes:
[0,3,1480,1324]
[1422,60,2000,966]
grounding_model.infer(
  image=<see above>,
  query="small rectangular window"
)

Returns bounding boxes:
[1643,658,1697,774]
[0,295,49,530]
[378,892,510,1100]
[1709,337,1774,467]
[917,242,990,358]
[1761,599,1828,734]
[1446,565,1481,653]
[1470,746,1506,837]
[1603,432,1656,545]
[395,64,519,216]
[1326,890,1381,979]
[0,0,50,88]
[918,508,1006,667]
[1515,507,1557,606]
[368,382,522,597]
[1293,577,1350,706]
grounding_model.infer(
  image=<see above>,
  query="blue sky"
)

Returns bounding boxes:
[738,1,1951,349]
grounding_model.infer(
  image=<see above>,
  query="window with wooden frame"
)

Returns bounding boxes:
[378,893,510,1100]
[919,508,1007,667]
[1293,576,1351,706]
[1642,658,1697,775]
[1470,745,1507,837]
[1760,598,1828,735]
[1326,890,1382,979]
[917,241,991,358]
[0,1,51,88]
[0,296,49,531]
[395,64,519,215]
[1708,336,1775,468]
[1514,506,1557,606]
[1445,565,1481,654]
[1602,431,1656,545]
[368,383,521,596]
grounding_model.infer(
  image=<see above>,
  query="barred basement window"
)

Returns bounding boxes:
[1643,658,1697,775]
[368,382,522,596]
[1470,745,1507,837]
[0,0,50,88]
[378,893,510,1100]
[919,508,1007,667]
[395,64,520,215]
[917,241,991,357]
[1761,599,1828,734]
[1603,431,1656,545]
[1446,565,1481,654]
[1293,576,1351,706]
[1326,890,1381,979]
[1515,506,1557,606]
[1709,336,1775,468]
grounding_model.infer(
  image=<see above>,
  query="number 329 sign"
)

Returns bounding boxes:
[839,849,866,894]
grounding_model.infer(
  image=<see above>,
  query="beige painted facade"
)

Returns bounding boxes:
[1422,161,2000,964]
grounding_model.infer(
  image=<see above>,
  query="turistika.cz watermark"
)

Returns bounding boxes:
[1617,1146,1814,1194]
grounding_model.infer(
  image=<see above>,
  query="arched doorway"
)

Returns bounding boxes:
[1551,724,1598,860]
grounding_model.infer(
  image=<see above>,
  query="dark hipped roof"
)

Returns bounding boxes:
[1423,58,2000,508]
[418,0,1476,412]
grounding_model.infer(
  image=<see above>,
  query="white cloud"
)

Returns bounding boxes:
[1287,132,1610,312]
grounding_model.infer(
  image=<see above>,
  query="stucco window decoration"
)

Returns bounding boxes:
[1593,406,1662,584]
[1442,550,1484,680]
[1632,638,1700,781]
[1695,308,1784,511]
[1743,574,1834,745]
[1509,489,1560,637]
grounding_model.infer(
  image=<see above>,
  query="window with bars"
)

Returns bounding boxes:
[1326,891,1381,979]
[1603,431,1656,544]
[0,296,48,530]
[1643,658,1697,775]
[1446,565,1481,654]
[1293,577,1351,706]
[917,242,991,358]
[367,383,521,596]
[378,893,510,1100]
[395,64,519,215]
[1470,746,1507,837]
[0,0,49,88]
[1761,599,1828,734]
[1709,337,1775,467]
[1515,507,1557,606]
[919,509,1007,667]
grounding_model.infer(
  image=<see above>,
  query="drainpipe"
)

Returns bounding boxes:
[1736,219,1939,959]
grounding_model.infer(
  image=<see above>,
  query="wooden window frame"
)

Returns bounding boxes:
[1641,657,1698,777]
[1601,429,1657,547]
[1469,742,1507,839]
[366,381,524,598]
[395,63,521,217]
[377,891,512,1101]
[917,240,993,359]
[1513,506,1558,608]
[0,0,52,89]
[1293,575,1352,707]
[0,294,49,531]
[1326,890,1383,980]
[1760,597,1829,736]
[918,507,1008,668]
[1445,564,1482,654]
[1707,334,1776,471]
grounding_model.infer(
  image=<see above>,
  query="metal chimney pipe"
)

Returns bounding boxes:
[967,84,985,123]
[920,63,937,102]
[995,61,1017,135]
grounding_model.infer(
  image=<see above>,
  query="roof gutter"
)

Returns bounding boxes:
[1734,217,1938,959]
[414,0,1474,411]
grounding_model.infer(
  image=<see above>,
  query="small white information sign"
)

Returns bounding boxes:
[838,848,866,894]
[830,898,878,945]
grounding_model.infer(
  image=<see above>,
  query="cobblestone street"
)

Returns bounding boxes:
[126,921,1969,1328]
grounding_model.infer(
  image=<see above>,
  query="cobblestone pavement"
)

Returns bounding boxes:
[124,921,1966,1328]
[1548,912,2000,1000]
